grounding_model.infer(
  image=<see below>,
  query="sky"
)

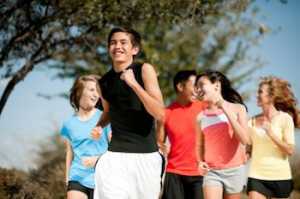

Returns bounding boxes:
[0,0,299,170]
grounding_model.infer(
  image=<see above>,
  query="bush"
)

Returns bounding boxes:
[0,134,66,199]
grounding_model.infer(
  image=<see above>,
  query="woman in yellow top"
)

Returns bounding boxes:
[247,76,299,199]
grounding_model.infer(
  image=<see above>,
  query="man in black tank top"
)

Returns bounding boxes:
[93,27,165,199]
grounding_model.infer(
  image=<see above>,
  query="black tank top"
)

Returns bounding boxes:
[99,62,158,153]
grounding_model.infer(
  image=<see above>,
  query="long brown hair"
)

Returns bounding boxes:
[69,75,101,111]
[197,70,247,110]
[259,76,300,128]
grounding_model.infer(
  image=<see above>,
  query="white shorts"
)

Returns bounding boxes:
[94,151,164,199]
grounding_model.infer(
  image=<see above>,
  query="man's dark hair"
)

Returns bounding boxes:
[107,27,141,49]
[173,70,197,92]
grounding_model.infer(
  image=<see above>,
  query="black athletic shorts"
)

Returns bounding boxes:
[162,172,204,199]
[67,181,94,199]
[247,177,293,198]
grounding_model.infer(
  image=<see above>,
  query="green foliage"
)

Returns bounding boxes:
[50,0,265,101]
[1,0,266,113]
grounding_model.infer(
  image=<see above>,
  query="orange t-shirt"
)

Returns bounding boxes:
[165,101,206,176]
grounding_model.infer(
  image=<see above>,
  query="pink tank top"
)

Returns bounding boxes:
[200,110,246,169]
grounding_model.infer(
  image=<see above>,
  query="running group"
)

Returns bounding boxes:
[60,27,299,199]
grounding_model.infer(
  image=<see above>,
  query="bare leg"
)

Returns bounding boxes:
[249,191,267,199]
[67,190,88,199]
[203,186,223,199]
[224,193,241,199]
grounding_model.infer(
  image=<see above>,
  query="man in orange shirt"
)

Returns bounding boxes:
[157,70,206,199]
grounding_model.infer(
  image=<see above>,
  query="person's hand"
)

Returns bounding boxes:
[198,161,210,175]
[216,97,225,109]
[262,119,273,137]
[82,156,99,168]
[108,131,112,142]
[91,126,102,140]
[120,69,138,87]
[158,143,170,157]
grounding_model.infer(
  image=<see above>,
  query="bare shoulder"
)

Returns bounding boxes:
[142,63,157,75]
[141,63,157,74]
[142,62,154,68]
[227,102,245,113]
[141,62,159,84]
[237,103,247,113]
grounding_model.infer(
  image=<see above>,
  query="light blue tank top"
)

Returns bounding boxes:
[61,109,110,188]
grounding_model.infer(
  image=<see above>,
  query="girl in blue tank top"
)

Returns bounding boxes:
[60,75,110,199]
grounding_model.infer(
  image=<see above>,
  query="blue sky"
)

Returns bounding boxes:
[0,1,299,170]
[245,0,300,116]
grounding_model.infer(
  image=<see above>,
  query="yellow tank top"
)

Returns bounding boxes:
[248,111,295,180]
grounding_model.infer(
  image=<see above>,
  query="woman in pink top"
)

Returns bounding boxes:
[195,70,250,199]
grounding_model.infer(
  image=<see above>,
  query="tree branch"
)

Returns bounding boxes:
[0,42,47,116]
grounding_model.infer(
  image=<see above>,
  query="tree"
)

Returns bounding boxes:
[1,0,264,116]
[0,134,66,199]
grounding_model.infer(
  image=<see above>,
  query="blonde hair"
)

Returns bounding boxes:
[259,76,300,128]
[69,75,101,111]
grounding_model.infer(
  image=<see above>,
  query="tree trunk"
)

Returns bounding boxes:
[0,60,35,116]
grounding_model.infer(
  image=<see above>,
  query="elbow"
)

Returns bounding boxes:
[283,143,295,156]
[241,128,251,145]
[286,147,294,156]
[240,140,248,145]
[240,134,251,145]
[157,140,165,150]
[243,136,251,145]
[155,108,165,122]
